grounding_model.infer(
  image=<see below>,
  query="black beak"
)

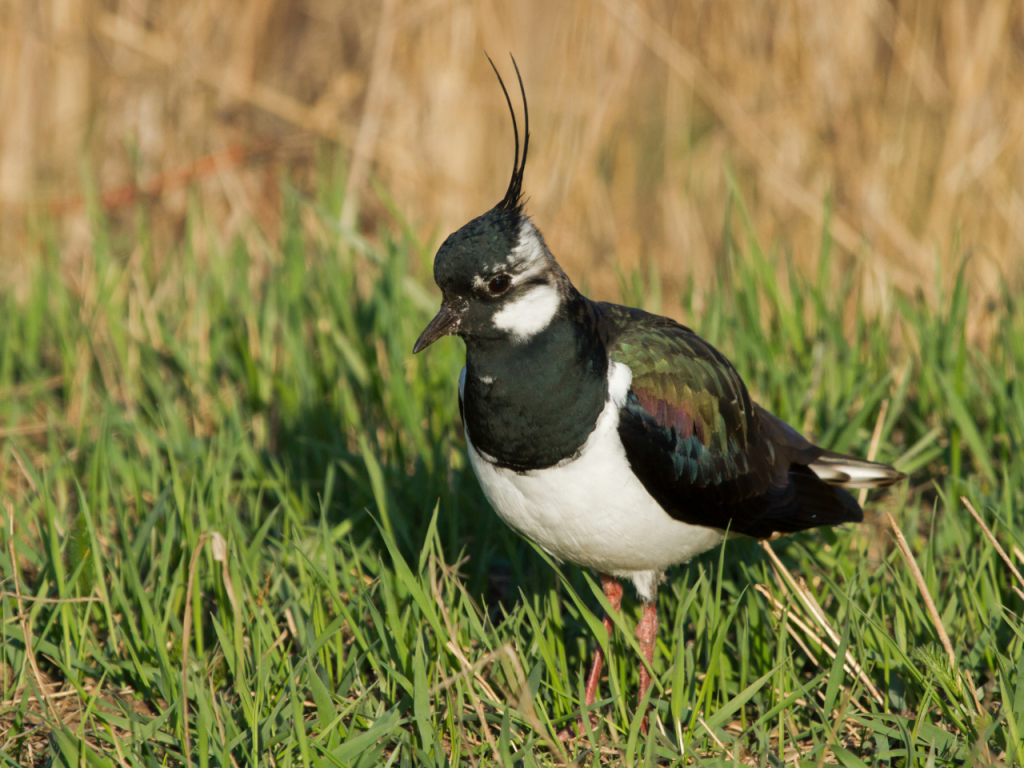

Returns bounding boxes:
[413,304,461,353]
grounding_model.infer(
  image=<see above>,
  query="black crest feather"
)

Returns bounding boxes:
[486,54,529,213]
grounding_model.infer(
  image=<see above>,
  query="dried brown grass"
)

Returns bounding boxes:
[1,0,1022,312]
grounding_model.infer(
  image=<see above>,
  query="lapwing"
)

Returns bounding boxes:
[413,58,904,737]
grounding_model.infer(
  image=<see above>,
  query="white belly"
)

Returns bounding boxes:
[463,362,726,600]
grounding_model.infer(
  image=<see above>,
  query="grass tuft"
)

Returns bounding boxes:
[0,172,1022,765]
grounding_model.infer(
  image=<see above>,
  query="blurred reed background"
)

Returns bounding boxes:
[1,0,1022,317]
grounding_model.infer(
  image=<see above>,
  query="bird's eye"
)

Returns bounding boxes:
[488,274,512,294]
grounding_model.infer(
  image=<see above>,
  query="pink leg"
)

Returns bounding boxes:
[558,574,623,741]
[584,574,623,707]
[635,600,658,734]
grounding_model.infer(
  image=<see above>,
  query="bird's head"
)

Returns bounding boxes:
[413,58,570,354]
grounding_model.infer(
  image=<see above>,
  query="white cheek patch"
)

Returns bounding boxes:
[492,283,561,343]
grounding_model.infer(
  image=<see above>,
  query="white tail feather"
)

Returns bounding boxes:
[809,454,904,489]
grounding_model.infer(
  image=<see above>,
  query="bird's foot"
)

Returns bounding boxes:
[555,711,601,742]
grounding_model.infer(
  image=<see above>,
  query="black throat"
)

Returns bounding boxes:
[461,293,609,472]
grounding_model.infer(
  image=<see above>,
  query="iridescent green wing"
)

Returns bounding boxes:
[597,302,831,536]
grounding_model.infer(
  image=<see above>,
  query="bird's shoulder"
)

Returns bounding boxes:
[592,301,757,450]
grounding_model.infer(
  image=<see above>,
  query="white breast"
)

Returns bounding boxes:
[462,362,726,601]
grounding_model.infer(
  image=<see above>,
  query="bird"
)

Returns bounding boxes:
[412,58,905,738]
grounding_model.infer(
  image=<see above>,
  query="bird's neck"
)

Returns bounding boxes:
[462,294,610,471]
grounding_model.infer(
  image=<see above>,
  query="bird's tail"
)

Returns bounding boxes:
[809,451,905,489]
